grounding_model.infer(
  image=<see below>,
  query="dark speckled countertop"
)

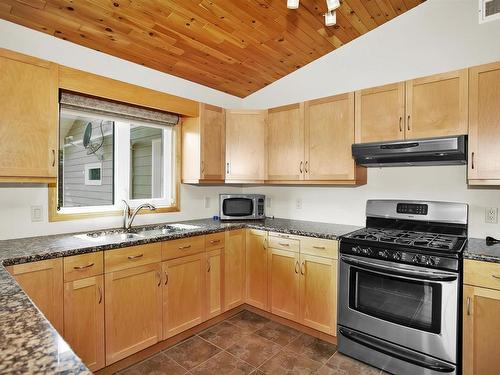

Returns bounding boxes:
[464,238,500,264]
[0,217,359,374]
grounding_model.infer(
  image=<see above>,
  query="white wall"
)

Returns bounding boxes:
[242,0,500,108]
[243,166,500,239]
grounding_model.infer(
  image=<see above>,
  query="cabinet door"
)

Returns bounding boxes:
[268,248,300,321]
[7,258,63,332]
[105,263,162,365]
[63,276,105,372]
[406,69,468,139]
[305,93,357,181]
[355,82,405,143]
[206,248,224,319]
[267,103,304,181]
[225,110,267,182]
[468,62,500,181]
[463,285,500,375]
[299,254,337,335]
[246,229,268,310]
[163,253,205,338]
[224,229,246,309]
[0,50,58,180]
[201,104,225,181]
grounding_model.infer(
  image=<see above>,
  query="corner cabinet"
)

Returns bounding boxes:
[245,229,269,310]
[181,103,225,183]
[468,62,500,184]
[0,49,58,183]
[225,110,267,183]
[224,229,246,309]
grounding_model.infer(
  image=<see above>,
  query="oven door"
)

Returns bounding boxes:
[338,254,458,363]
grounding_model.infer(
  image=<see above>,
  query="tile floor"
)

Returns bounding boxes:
[117,310,384,375]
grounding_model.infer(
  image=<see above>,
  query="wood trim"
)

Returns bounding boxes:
[59,66,198,117]
[0,176,56,183]
[268,102,302,113]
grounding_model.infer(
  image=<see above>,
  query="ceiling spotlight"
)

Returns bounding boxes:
[326,0,340,11]
[324,10,337,26]
[287,0,299,9]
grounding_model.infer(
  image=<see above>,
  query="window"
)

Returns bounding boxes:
[55,92,179,218]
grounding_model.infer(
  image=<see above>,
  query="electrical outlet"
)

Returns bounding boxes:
[266,197,272,208]
[485,207,498,224]
[31,205,43,222]
[204,197,210,209]
[296,198,302,209]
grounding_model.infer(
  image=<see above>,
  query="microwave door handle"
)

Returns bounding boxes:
[341,255,458,282]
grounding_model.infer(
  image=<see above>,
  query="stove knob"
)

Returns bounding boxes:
[378,250,389,258]
[352,246,361,254]
[392,252,402,261]
[421,255,428,264]
[428,257,439,266]
[412,254,421,263]
[362,248,373,256]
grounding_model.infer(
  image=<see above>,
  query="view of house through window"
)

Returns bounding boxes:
[58,107,175,214]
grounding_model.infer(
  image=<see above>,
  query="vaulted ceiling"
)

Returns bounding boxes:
[0,0,425,97]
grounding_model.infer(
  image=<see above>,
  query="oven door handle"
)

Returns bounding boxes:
[341,255,458,282]
[338,327,456,373]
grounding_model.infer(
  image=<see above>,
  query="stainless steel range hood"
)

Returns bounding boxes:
[352,135,467,167]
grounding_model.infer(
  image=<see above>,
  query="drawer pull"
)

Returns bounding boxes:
[466,296,471,316]
[98,285,103,304]
[313,246,326,250]
[492,275,500,280]
[178,245,192,250]
[278,242,290,247]
[73,262,95,270]
[278,234,290,238]
[127,254,144,260]
[210,240,220,244]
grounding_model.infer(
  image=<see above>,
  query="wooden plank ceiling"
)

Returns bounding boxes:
[0,0,425,97]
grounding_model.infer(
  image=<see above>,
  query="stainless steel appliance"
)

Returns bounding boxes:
[219,194,265,220]
[352,135,467,167]
[338,200,468,375]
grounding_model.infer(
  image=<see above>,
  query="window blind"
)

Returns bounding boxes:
[60,91,180,126]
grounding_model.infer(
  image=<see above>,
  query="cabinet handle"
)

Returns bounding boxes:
[313,246,326,250]
[210,239,220,244]
[51,149,56,167]
[207,259,211,273]
[492,275,500,280]
[156,271,161,287]
[278,234,290,239]
[263,238,267,250]
[305,161,309,173]
[399,116,402,132]
[98,285,103,304]
[294,261,299,274]
[299,161,303,173]
[226,162,230,174]
[300,261,305,275]
[164,271,168,285]
[201,161,205,174]
[471,152,475,170]
[278,242,290,247]
[73,262,94,270]
[407,115,411,131]
[466,296,471,316]
[178,245,192,250]
[127,253,144,260]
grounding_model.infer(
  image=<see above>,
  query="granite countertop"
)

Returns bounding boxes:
[0,217,360,374]
[464,238,500,264]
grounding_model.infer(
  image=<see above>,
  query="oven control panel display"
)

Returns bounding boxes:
[397,203,428,215]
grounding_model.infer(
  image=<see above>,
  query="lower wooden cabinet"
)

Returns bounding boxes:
[268,248,300,321]
[246,229,268,310]
[104,263,162,365]
[206,248,224,319]
[64,275,105,372]
[224,229,246,309]
[299,254,337,335]
[162,253,205,338]
[7,258,63,332]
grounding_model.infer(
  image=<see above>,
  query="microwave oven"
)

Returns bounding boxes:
[219,194,265,220]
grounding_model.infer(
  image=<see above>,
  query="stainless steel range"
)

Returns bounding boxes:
[338,200,468,375]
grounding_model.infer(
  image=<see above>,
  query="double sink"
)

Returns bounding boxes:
[74,223,202,242]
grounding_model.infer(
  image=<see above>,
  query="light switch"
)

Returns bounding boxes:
[31,205,43,222]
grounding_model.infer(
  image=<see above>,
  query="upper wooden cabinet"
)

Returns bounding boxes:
[355,82,405,143]
[225,110,267,183]
[468,62,500,184]
[305,94,366,184]
[406,70,468,139]
[0,49,58,183]
[182,103,225,183]
[267,103,305,181]
[7,258,63,332]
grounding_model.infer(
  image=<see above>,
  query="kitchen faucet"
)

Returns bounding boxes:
[122,200,157,230]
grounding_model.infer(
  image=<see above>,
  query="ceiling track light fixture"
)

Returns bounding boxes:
[286,0,338,26]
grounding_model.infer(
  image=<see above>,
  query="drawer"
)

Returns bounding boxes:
[205,232,225,250]
[64,252,103,281]
[162,235,205,260]
[464,259,500,290]
[300,237,338,259]
[268,233,300,252]
[104,243,161,273]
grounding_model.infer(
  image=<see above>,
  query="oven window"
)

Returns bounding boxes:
[349,268,442,334]
[223,198,254,217]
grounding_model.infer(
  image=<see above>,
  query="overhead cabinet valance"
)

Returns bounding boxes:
[60,91,180,126]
